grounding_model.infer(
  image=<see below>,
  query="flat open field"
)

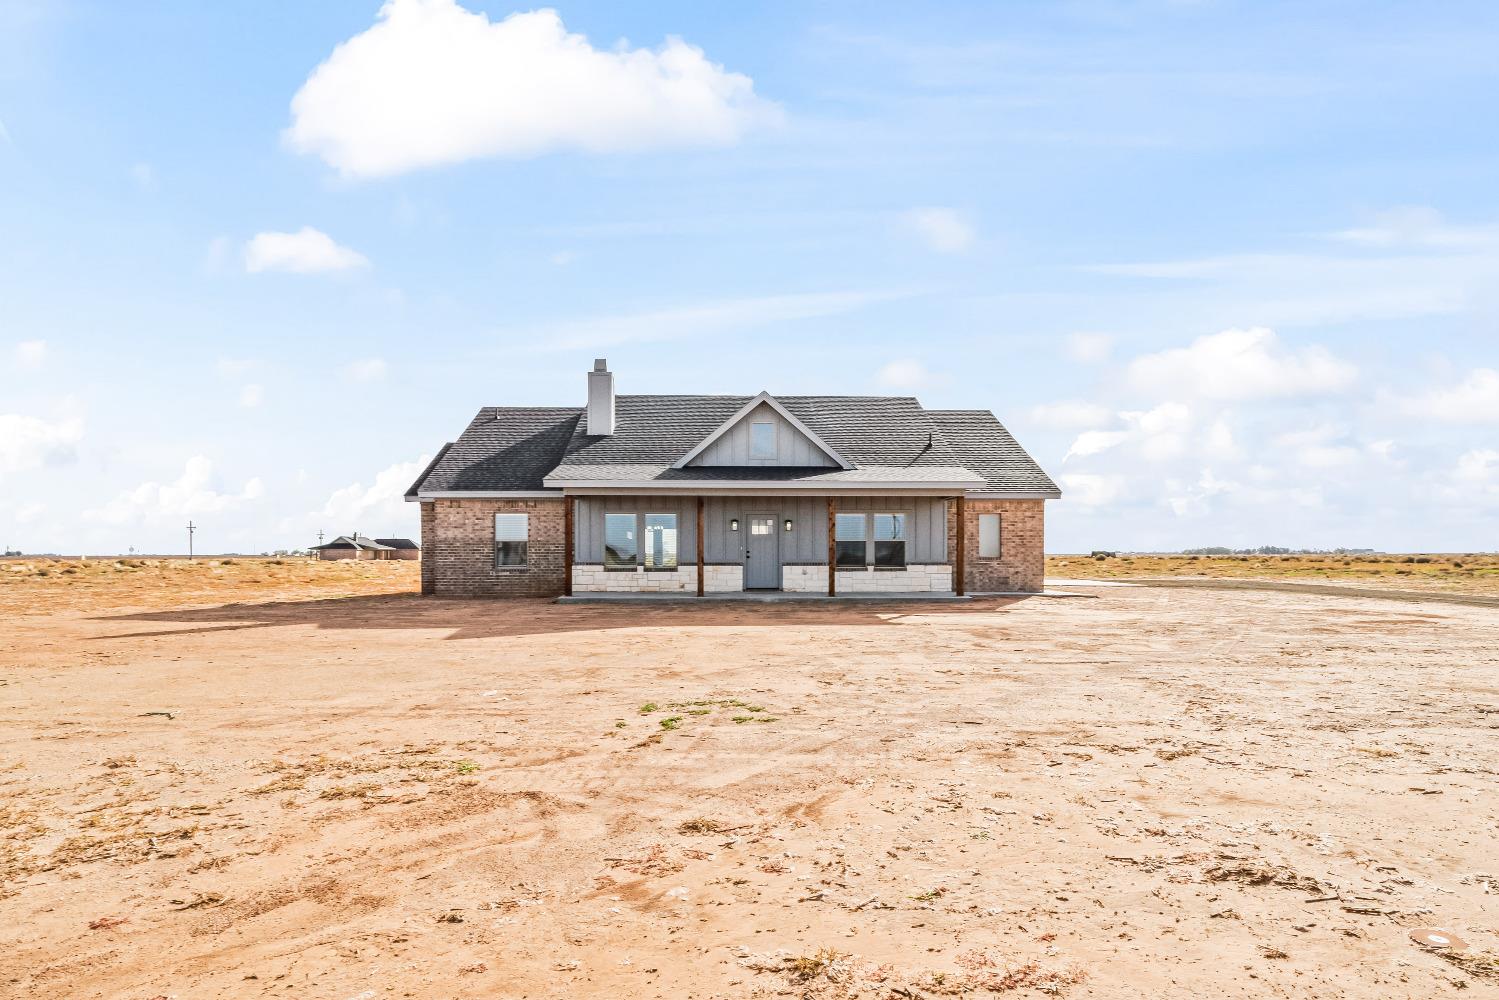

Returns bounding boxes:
[3,561,1498,998]
[1047,553,1499,598]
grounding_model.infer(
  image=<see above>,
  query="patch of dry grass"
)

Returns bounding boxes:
[0,556,418,615]
[1048,552,1499,595]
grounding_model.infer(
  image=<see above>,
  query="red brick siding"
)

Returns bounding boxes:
[419,502,437,595]
[426,498,567,598]
[948,498,1046,593]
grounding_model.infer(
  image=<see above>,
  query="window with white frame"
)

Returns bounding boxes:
[643,513,679,569]
[834,513,866,567]
[836,511,911,568]
[494,513,528,567]
[873,513,907,567]
[604,513,637,569]
[749,420,776,459]
[978,513,1001,558]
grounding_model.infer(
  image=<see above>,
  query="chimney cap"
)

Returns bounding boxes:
[592,358,608,372]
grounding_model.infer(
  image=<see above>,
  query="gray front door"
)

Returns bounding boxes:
[745,514,780,589]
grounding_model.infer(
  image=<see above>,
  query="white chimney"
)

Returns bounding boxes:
[586,358,614,435]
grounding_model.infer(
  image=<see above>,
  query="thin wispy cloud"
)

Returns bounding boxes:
[901,208,975,253]
[13,339,46,370]
[520,289,912,351]
[344,358,388,382]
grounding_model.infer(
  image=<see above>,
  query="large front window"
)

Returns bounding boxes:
[604,513,637,569]
[494,513,528,567]
[836,511,910,567]
[835,513,866,566]
[873,513,907,566]
[643,513,678,569]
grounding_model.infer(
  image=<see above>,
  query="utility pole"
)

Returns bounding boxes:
[187,521,196,560]
[317,530,324,546]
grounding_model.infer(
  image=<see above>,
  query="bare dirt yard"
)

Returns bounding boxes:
[3,559,1497,998]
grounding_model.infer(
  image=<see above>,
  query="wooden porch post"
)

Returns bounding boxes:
[696,497,705,597]
[563,496,574,596]
[826,497,836,597]
[954,495,966,596]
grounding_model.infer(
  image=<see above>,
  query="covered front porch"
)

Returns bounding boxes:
[562,491,971,597]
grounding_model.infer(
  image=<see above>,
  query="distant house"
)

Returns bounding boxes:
[311,534,419,561]
[372,537,420,560]
[404,359,1060,598]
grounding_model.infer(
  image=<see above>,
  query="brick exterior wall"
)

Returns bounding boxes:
[949,498,1046,593]
[424,498,567,597]
[419,502,436,595]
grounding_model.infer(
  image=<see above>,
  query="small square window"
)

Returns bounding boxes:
[749,421,776,459]
[495,513,528,567]
[978,513,1001,558]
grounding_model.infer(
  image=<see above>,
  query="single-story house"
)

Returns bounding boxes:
[312,534,419,561]
[404,360,1060,597]
[372,537,421,560]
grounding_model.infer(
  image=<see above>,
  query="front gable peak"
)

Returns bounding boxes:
[673,392,853,470]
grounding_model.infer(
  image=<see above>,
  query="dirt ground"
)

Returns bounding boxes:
[3,563,1498,998]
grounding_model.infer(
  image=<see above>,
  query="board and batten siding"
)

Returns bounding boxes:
[574,495,948,565]
[573,496,698,563]
[685,402,837,468]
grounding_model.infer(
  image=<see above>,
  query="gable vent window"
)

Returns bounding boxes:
[978,513,1002,558]
[494,513,528,567]
[749,420,776,459]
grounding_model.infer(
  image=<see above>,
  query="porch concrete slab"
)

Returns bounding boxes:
[557,591,969,604]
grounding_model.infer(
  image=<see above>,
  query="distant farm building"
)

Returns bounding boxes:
[311,535,419,561]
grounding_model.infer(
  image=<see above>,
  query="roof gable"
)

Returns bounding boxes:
[674,392,850,470]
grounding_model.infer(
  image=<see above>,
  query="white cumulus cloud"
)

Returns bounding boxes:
[1399,368,1499,423]
[0,413,83,475]
[1058,473,1126,507]
[239,384,264,408]
[902,207,975,254]
[244,227,369,274]
[285,1,777,178]
[320,457,430,530]
[1126,327,1356,401]
[86,456,265,524]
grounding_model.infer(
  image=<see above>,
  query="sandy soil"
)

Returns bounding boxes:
[3,569,1498,998]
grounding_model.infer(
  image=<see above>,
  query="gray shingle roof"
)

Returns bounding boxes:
[550,395,967,475]
[928,410,1061,497]
[313,535,396,551]
[409,407,581,494]
[373,537,420,549]
[407,395,1058,498]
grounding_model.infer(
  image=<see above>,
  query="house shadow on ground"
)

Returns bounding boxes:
[93,593,1027,642]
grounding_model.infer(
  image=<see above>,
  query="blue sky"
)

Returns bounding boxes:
[2,0,1497,555]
